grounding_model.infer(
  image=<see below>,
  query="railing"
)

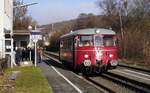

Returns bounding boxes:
[0,58,8,74]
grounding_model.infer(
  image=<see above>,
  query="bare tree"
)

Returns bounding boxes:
[13,0,37,30]
[73,13,98,30]
[98,0,150,64]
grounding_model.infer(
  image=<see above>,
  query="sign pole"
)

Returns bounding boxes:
[34,42,37,67]
[30,51,31,61]
[29,30,42,67]
[11,38,13,68]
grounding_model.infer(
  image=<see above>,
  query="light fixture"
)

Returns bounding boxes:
[95,30,100,33]
[84,54,89,58]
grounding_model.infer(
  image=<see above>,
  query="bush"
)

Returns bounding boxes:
[0,58,8,74]
[118,30,150,64]
[47,25,72,52]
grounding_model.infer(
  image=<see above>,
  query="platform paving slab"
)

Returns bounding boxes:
[39,59,104,93]
[39,62,78,93]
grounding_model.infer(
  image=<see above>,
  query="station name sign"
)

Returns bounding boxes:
[30,30,42,42]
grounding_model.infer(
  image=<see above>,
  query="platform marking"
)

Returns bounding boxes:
[114,70,150,82]
[44,55,83,93]
[124,69,150,78]
[50,64,83,93]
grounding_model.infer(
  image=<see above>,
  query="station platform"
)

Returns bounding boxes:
[39,57,103,93]
[19,61,33,67]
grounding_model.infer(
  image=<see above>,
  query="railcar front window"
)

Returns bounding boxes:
[95,36,103,47]
[103,35,115,47]
[79,36,93,47]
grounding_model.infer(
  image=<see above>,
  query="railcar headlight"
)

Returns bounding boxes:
[95,30,100,33]
[84,54,89,58]
[109,54,113,58]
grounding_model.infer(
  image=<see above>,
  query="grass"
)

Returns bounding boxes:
[0,66,53,93]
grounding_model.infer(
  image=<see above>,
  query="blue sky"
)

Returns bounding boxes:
[24,0,100,25]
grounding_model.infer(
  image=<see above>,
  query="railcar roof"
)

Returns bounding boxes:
[60,28,116,38]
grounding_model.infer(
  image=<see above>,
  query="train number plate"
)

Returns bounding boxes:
[83,60,91,66]
[110,60,118,66]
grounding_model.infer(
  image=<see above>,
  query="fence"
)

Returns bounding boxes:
[0,39,5,58]
[0,39,8,73]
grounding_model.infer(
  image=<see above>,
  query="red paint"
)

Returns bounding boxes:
[75,46,118,65]
[59,29,118,70]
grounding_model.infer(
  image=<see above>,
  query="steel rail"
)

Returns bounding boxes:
[84,76,116,93]
[43,52,115,93]
[118,64,150,73]
[44,51,150,73]
[44,51,150,93]
[104,72,150,93]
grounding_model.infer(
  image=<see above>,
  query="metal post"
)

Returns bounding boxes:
[30,51,31,61]
[11,38,13,68]
[119,1,126,58]
[119,2,124,39]
[51,24,54,32]
[34,42,37,67]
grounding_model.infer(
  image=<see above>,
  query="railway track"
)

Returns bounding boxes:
[43,51,150,93]
[44,51,150,73]
[118,64,150,73]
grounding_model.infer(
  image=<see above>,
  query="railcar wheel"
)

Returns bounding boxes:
[73,66,80,74]
[94,67,102,74]
[84,67,92,75]
[111,66,117,69]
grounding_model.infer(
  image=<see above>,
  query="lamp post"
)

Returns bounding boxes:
[28,25,37,67]
[119,1,124,40]
[28,25,32,61]
[13,2,38,8]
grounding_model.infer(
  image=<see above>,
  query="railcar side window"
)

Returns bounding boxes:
[60,41,63,48]
[79,36,93,47]
[74,37,78,47]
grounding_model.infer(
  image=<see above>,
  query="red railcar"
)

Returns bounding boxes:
[59,28,118,73]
